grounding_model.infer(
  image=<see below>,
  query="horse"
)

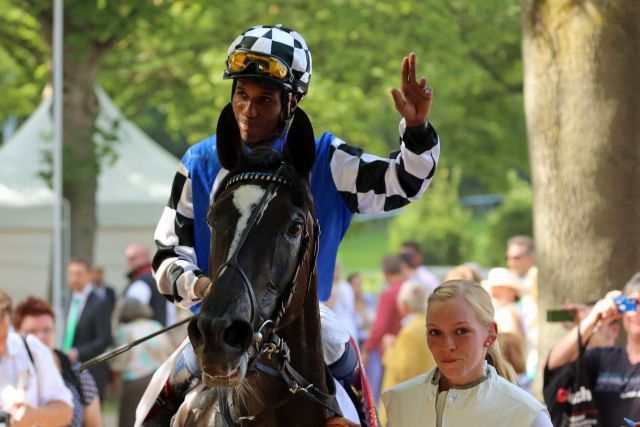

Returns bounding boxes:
[174,104,342,426]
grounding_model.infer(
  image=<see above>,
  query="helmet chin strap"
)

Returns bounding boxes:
[277,92,296,141]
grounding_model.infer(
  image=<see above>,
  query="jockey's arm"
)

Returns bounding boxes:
[152,163,206,309]
[328,119,439,215]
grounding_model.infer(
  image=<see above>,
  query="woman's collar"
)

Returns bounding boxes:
[430,361,491,390]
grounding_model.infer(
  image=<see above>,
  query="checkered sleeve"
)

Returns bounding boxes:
[152,163,204,308]
[328,118,440,214]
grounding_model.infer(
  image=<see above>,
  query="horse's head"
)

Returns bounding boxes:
[188,104,318,387]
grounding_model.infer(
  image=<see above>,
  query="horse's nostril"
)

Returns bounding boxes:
[222,320,253,351]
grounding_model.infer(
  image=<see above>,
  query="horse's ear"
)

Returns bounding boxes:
[284,107,316,180]
[216,103,244,170]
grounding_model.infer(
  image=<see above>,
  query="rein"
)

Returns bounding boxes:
[212,165,339,425]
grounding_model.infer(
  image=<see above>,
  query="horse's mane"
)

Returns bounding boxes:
[214,147,313,211]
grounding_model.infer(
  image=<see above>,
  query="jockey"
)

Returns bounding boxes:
[147,24,440,423]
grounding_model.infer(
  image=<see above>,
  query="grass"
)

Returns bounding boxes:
[337,221,390,272]
[337,220,390,294]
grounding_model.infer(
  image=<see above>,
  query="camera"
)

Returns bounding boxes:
[615,295,638,313]
[0,409,10,427]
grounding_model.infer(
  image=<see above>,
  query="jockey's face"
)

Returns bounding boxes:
[232,80,283,145]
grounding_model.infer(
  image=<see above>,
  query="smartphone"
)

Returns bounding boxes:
[546,309,576,323]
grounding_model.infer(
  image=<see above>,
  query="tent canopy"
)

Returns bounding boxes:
[0,87,179,227]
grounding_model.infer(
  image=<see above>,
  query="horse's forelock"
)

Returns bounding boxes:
[215,148,312,210]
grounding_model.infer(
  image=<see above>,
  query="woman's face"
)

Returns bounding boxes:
[426,296,496,388]
[18,314,56,349]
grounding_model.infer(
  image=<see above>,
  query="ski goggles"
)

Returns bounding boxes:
[226,50,291,81]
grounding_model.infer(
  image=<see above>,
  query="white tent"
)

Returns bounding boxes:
[0,87,180,303]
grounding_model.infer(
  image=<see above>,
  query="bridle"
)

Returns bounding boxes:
[207,164,339,425]
[212,164,316,344]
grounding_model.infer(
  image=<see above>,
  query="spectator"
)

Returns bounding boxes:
[400,241,440,294]
[560,301,620,349]
[348,273,376,347]
[90,267,116,317]
[326,262,359,341]
[500,332,531,392]
[63,258,112,399]
[443,264,482,283]
[381,280,435,392]
[483,268,528,340]
[365,255,407,402]
[124,243,177,327]
[0,291,73,426]
[111,297,172,427]
[381,280,551,426]
[546,272,640,426]
[13,296,101,427]
[506,236,535,281]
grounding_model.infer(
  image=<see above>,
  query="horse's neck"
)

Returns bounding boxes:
[279,294,326,388]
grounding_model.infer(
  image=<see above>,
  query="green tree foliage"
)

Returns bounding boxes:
[95,0,527,191]
[0,0,527,260]
[2,0,526,187]
[0,1,47,124]
[388,167,472,265]
[478,170,533,266]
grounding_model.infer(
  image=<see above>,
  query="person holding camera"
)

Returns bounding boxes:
[547,272,640,426]
[0,291,73,427]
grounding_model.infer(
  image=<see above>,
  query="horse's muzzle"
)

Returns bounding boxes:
[189,313,254,383]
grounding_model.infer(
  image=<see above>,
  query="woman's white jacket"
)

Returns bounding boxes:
[381,364,550,427]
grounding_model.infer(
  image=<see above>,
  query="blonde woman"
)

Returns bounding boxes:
[381,280,551,426]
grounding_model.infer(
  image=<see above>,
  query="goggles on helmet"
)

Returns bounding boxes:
[226,50,292,82]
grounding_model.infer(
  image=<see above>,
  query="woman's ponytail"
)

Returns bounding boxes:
[486,341,516,384]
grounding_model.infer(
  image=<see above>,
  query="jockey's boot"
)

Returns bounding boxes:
[144,343,201,425]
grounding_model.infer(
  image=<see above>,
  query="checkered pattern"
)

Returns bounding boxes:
[153,123,440,307]
[226,24,312,94]
[328,122,439,213]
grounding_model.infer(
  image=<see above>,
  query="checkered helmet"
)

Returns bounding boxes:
[224,24,312,96]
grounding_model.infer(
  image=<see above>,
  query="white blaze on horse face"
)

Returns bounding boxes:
[225,184,278,266]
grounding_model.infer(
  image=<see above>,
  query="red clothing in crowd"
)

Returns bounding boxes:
[366,280,404,354]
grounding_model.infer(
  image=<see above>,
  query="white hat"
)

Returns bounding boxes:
[482,267,529,296]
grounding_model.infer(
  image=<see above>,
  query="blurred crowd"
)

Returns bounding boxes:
[1,235,638,426]
[326,237,539,405]
[0,243,184,427]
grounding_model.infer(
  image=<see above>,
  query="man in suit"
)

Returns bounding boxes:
[91,266,116,316]
[63,258,112,399]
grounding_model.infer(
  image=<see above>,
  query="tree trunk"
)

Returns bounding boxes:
[522,0,640,380]
[63,50,100,261]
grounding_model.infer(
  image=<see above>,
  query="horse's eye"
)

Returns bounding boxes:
[287,219,304,236]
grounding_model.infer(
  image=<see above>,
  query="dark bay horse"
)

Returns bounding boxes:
[177,104,340,426]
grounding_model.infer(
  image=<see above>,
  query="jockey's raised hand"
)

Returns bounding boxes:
[390,52,433,128]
